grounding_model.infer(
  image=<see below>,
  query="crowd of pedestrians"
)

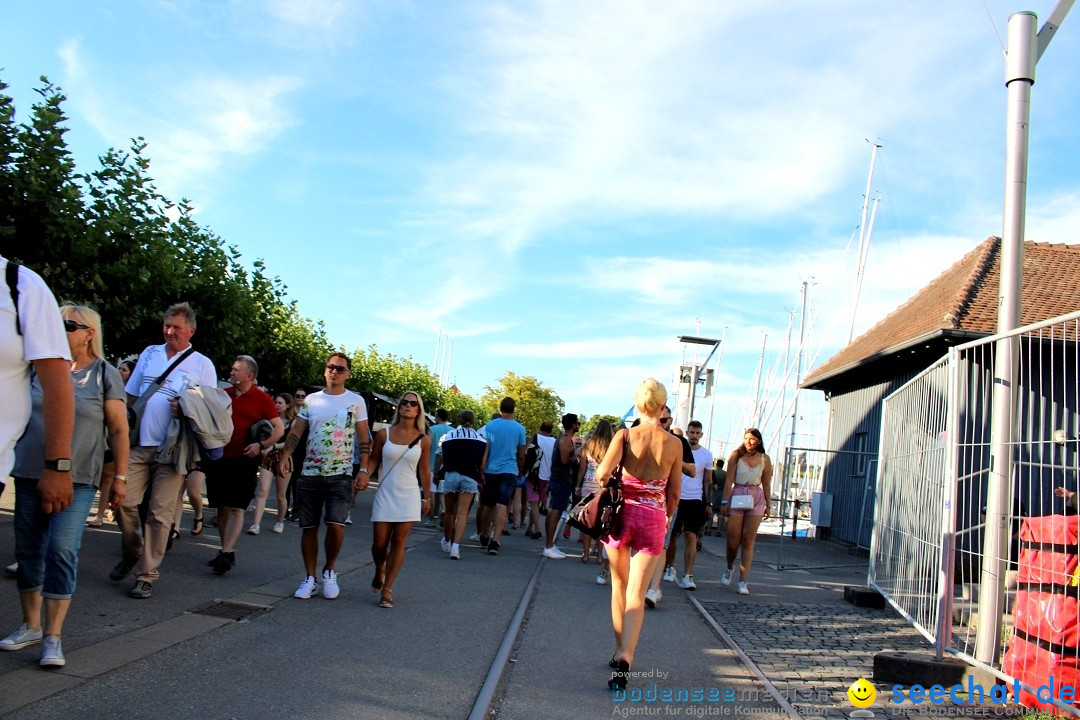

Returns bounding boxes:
[0,263,768,689]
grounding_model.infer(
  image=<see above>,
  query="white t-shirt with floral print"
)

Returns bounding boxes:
[298,389,368,477]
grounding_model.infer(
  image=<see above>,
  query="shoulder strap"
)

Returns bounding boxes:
[131,346,197,419]
[6,261,21,336]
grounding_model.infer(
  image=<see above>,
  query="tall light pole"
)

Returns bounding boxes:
[975,2,1073,667]
[677,335,722,427]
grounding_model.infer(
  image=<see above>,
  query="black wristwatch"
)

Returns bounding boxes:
[44,458,72,472]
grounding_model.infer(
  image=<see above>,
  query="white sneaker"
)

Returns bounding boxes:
[39,635,64,667]
[596,570,608,585]
[721,569,732,586]
[644,588,662,608]
[679,574,697,590]
[272,522,285,534]
[468,532,481,541]
[440,538,451,553]
[450,544,460,560]
[294,575,319,599]
[3,562,16,576]
[345,513,352,525]
[662,566,677,583]
[0,622,43,651]
[247,524,260,535]
[246,501,256,513]
[542,546,567,559]
[738,581,750,595]
[321,569,340,600]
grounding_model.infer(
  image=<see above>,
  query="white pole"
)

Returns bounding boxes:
[848,142,882,344]
[705,325,728,451]
[434,330,442,376]
[976,10,1038,667]
[752,333,767,428]
[445,340,454,388]
[787,281,809,472]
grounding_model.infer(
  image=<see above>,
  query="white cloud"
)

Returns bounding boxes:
[56,31,301,202]
[422,1,1011,257]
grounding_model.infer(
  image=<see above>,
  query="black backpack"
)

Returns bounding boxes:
[523,435,544,479]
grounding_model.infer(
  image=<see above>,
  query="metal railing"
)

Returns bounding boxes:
[874,310,1080,714]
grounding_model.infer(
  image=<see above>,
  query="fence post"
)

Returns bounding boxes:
[935,347,961,661]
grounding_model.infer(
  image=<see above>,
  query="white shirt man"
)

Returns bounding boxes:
[279,352,369,600]
[664,420,713,590]
[0,256,73,510]
[115,302,217,599]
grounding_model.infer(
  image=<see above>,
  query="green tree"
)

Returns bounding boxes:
[438,386,487,427]
[481,371,565,435]
[0,80,18,245]
[580,414,625,435]
[1,77,87,289]
[349,344,443,408]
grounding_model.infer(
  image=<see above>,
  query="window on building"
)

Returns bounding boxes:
[853,432,868,477]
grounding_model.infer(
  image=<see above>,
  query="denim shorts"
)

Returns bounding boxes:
[547,480,573,512]
[480,473,518,507]
[295,474,353,528]
[13,478,96,599]
[442,471,478,495]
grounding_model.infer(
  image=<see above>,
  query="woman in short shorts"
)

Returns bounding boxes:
[721,428,773,596]
[595,379,682,690]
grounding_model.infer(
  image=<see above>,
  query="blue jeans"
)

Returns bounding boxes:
[13,478,96,599]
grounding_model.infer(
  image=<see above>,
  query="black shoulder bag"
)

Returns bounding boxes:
[567,430,627,540]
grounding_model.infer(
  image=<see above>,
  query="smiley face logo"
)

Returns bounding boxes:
[847,678,876,708]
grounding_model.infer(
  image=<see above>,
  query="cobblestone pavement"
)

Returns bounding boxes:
[699,599,935,719]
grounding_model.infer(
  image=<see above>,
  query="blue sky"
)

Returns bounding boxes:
[7,1,1080,457]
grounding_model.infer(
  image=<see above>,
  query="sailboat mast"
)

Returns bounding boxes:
[848,141,882,343]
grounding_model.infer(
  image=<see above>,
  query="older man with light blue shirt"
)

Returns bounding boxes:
[475,397,525,556]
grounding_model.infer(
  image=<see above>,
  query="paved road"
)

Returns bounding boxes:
[0,489,937,719]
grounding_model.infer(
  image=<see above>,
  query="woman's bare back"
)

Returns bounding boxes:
[622,425,681,480]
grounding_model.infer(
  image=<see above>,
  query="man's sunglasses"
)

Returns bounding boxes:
[325,364,348,374]
[659,417,672,424]
[64,320,90,333]
[399,399,419,408]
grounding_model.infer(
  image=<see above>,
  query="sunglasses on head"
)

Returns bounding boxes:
[64,319,90,333]
[399,399,419,408]
[325,364,348,374]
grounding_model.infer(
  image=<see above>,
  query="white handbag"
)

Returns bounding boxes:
[729,494,755,510]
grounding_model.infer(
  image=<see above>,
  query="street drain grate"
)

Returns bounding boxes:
[188,600,271,622]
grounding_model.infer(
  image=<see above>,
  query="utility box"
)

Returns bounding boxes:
[811,492,833,528]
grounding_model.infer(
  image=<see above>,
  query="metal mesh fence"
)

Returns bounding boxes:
[876,310,1080,714]
[872,354,951,643]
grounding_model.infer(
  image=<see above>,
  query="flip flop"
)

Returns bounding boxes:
[191,516,204,536]
[371,573,384,593]
[87,517,104,528]
[378,591,393,609]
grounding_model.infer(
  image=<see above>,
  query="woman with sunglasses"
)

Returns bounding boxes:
[367,391,431,608]
[720,428,773,596]
[1,305,129,667]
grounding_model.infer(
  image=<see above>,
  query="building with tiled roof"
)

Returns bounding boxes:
[799,237,1080,546]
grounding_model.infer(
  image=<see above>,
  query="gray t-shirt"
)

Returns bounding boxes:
[13,359,125,487]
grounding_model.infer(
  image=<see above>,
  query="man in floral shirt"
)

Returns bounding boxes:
[279,352,369,600]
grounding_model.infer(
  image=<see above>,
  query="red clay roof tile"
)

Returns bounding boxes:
[802,237,1080,387]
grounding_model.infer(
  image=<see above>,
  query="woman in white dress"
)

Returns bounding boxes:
[368,391,431,608]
